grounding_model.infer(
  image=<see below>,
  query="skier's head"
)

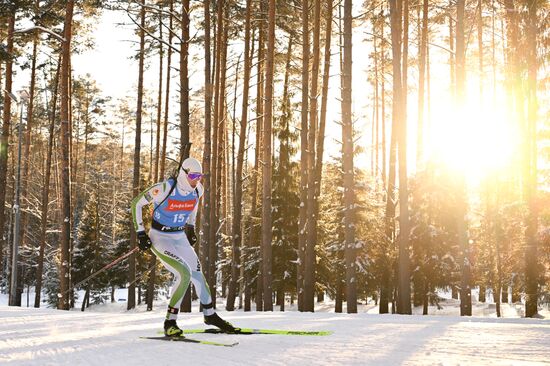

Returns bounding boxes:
[178,157,203,189]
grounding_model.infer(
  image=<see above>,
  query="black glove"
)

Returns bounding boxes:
[184,224,197,246]
[137,231,152,251]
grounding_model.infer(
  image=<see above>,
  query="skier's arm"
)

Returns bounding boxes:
[186,183,204,227]
[131,182,166,232]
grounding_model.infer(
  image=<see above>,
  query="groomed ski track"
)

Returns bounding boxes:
[1,303,550,365]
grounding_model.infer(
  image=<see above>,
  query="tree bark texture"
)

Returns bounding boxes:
[0,7,15,283]
[58,0,75,311]
[128,1,146,311]
[342,0,357,314]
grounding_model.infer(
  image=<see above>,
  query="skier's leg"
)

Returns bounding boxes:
[178,243,214,315]
[151,245,191,316]
[179,235,239,333]
[149,230,191,335]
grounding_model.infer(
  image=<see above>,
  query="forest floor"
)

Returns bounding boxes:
[1,291,550,365]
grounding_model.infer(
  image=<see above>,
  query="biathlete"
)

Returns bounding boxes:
[131,157,238,336]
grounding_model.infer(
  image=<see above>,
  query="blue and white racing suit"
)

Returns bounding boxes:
[131,175,214,319]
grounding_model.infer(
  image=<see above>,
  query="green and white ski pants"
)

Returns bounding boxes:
[149,228,214,319]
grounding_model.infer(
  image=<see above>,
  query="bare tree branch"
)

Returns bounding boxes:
[126,11,181,53]
[132,1,183,23]
[14,26,66,42]
[159,18,184,44]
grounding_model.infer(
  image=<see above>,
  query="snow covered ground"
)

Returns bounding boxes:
[1,294,550,366]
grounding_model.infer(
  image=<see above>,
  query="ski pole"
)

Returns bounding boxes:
[126,262,156,288]
[61,246,140,296]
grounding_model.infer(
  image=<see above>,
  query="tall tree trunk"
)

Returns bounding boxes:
[180,0,193,313]
[58,0,75,310]
[208,0,225,307]
[524,0,538,318]
[315,0,332,216]
[311,0,333,308]
[208,0,220,304]
[426,30,431,134]
[221,97,229,299]
[373,22,379,177]
[455,0,471,317]
[0,18,3,100]
[0,7,15,279]
[389,0,411,315]
[380,5,387,184]
[304,0,322,313]
[342,0,356,314]
[231,56,239,245]
[160,0,174,180]
[261,0,276,312]
[147,5,165,313]
[18,10,40,259]
[252,0,266,311]
[35,58,61,308]
[201,0,212,308]
[317,0,333,179]
[226,0,252,312]
[243,28,257,312]
[111,139,118,303]
[181,0,191,158]
[227,51,240,305]
[380,0,395,315]
[401,0,409,124]
[378,4,397,314]
[68,60,76,309]
[128,1,146,311]
[218,15,229,303]
[154,8,164,182]
[399,0,411,315]
[504,0,521,144]
[298,0,310,312]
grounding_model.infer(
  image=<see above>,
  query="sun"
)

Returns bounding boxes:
[423,94,519,184]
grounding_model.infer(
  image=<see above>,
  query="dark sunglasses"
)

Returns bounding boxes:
[187,172,203,180]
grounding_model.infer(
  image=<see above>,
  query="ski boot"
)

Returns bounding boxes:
[164,319,183,337]
[204,313,240,333]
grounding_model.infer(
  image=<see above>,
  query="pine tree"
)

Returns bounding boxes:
[128,0,147,311]
[73,178,109,309]
[272,33,299,310]
[0,2,16,293]
[58,0,75,311]
[341,0,357,314]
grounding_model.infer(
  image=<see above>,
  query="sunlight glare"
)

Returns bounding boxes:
[425,96,518,183]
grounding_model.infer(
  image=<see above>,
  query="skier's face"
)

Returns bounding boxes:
[186,172,202,188]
